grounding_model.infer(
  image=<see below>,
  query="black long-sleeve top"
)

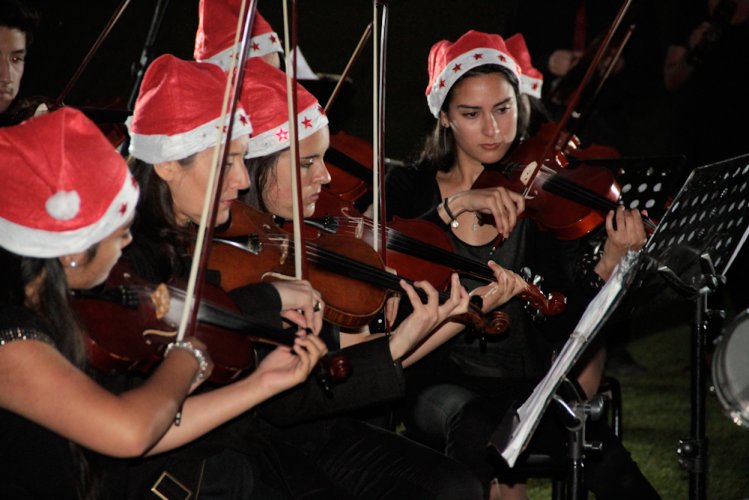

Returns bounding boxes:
[385,164,601,380]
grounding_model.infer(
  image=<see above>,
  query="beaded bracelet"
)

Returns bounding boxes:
[443,197,460,228]
[164,340,209,385]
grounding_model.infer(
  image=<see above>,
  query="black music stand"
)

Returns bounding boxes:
[568,153,689,222]
[489,249,640,500]
[633,153,749,500]
[490,153,749,500]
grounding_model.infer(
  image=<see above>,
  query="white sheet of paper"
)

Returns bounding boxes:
[500,250,638,467]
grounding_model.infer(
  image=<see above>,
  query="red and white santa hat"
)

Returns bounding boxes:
[505,33,543,99]
[0,107,139,258]
[127,54,253,164]
[194,1,283,71]
[426,30,521,118]
[241,58,328,159]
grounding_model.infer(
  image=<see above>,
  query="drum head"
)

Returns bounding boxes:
[712,309,749,429]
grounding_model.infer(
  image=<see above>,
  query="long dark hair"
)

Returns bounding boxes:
[416,64,528,174]
[126,156,196,282]
[0,244,102,499]
[244,150,283,212]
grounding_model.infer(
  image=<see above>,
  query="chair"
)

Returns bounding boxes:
[493,375,623,500]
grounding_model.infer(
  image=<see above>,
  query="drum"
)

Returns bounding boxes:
[712,309,749,429]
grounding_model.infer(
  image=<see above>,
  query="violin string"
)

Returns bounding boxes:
[544,174,657,230]
[543,173,620,211]
[255,236,452,302]
[331,218,494,281]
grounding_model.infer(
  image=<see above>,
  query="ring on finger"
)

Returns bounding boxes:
[313,300,322,312]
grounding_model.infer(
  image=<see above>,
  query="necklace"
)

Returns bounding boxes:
[472,212,485,232]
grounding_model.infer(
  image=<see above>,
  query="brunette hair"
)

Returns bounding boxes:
[126,155,196,282]
[0,243,101,499]
[243,150,283,212]
[416,64,528,174]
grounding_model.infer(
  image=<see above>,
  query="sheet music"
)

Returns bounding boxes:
[499,250,638,467]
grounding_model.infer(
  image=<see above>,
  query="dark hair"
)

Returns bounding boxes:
[126,156,196,282]
[0,249,86,364]
[0,244,101,499]
[0,0,39,46]
[416,64,528,174]
[243,151,283,212]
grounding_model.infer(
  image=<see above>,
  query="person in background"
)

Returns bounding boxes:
[0,0,37,125]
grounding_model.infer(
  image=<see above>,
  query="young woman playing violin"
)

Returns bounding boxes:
[0,108,213,498]
[382,30,658,500]
[118,53,484,499]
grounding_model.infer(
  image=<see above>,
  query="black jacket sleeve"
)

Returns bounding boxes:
[228,282,283,327]
[256,336,405,427]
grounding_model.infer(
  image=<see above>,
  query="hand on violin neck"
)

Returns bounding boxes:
[249,334,329,398]
[388,274,468,362]
[470,261,527,313]
[596,206,648,281]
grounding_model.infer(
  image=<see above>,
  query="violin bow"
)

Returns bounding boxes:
[54,0,132,108]
[175,0,259,348]
[371,0,389,263]
[323,22,373,114]
[567,23,635,143]
[127,0,171,111]
[281,0,309,280]
[523,0,633,197]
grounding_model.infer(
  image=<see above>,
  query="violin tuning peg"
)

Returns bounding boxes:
[520,267,533,281]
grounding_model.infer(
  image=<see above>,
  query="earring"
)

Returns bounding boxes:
[67,260,78,269]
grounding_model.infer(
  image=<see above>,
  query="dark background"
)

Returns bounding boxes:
[19,0,678,163]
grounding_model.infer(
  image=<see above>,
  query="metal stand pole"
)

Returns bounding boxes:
[672,257,724,500]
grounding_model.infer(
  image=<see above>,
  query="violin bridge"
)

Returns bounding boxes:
[520,161,537,187]
[149,283,171,320]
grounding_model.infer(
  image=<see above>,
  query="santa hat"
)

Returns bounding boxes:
[242,58,328,158]
[505,33,543,99]
[127,54,252,164]
[194,1,283,71]
[0,108,139,258]
[426,30,521,118]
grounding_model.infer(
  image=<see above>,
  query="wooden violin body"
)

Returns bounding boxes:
[73,260,298,384]
[307,191,567,320]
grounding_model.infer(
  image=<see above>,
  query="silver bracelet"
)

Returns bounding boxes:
[164,340,209,385]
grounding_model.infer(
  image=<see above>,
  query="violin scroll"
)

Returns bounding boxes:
[518,267,568,322]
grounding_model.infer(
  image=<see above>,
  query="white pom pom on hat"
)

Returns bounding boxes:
[0,107,139,258]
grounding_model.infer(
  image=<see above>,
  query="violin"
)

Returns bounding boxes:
[213,201,509,336]
[323,131,374,204]
[474,120,657,241]
[72,259,351,386]
[304,190,567,320]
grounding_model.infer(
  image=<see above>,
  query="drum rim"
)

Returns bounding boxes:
[712,308,749,429]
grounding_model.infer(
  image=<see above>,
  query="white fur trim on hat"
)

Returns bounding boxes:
[202,33,283,71]
[427,48,520,118]
[520,74,543,99]
[128,110,252,164]
[0,173,139,258]
[246,103,328,158]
